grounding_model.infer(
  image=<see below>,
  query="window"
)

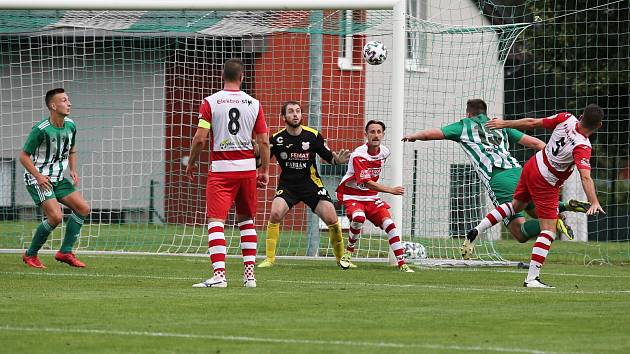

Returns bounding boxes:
[337,10,362,71]
[406,0,428,71]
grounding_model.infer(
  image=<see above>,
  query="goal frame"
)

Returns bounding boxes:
[0,0,406,264]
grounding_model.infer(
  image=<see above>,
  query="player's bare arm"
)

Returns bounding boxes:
[578,167,605,215]
[19,150,52,191]
[517,134,546,151]
[255,132,270,187]
[401,128,445,142]
[364,180,404,195]
[186,126,209,182]
[486,117,544,130]
[68,145,79,186]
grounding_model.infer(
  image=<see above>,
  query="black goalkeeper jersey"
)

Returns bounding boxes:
[270,126,334,187]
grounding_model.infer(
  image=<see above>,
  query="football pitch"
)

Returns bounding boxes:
[1,253,629,354]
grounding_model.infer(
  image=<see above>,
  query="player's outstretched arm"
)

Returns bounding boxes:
[578,168,605,215]
[364,180,404,196]
[402,128,445,142]
[186,127,209,182]
[517,134,546,151]
[486,118,543,130]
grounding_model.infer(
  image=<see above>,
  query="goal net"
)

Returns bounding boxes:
[0,1,627,265]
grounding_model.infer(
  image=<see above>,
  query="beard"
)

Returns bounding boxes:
[285,118,301,128]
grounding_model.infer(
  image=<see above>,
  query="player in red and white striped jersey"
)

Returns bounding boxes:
[467,104,605,288]
[186,59,270,288]
[336,120,414,272]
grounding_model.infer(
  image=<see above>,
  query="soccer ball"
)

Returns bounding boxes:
[402,241,427,260]
[363,40,387,65]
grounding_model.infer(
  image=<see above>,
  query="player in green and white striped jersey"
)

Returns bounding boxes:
[19,88,90,269]
[402,99,589,258]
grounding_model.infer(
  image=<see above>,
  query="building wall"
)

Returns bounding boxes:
[0,5,503,237]
[254,31,366,231]
[162,31,367,228]
[0,37,166,221]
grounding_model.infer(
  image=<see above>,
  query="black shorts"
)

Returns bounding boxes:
[274,182,333,211]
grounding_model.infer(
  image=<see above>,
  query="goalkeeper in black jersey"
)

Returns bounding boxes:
[258,101,354,269]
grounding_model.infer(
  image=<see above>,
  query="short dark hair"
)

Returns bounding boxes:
[45,88,65,109]
[581,104,604,130]
[223,59,244,83]
[280,100,301,116]
[466,99,487,116]
[365,120,386,132]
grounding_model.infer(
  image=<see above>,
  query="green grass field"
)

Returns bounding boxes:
[1,252,629,354]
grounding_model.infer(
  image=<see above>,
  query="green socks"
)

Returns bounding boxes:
[60,212,85,253]
[26,220,55,256]
[520,219,541,240]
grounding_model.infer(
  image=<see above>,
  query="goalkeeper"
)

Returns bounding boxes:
[258,101,352,269]
[402,99,590,259]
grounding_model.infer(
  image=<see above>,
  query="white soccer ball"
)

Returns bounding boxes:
[401,241,427,260]
[363,40,387,65]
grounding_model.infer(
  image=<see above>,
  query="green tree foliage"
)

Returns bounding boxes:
[524,1,629,113]
[498,1,629,233]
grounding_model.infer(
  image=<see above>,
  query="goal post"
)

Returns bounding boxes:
[0,0,412,263]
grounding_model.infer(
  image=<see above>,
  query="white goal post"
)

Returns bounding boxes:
[0,0,406,263]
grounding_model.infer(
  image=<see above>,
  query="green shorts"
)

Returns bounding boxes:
[489,167,526,224]
[25,178,76,205]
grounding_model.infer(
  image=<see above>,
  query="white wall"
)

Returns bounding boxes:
[0,36,166,218]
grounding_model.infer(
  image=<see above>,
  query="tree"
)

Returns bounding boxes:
[501,0,629,239]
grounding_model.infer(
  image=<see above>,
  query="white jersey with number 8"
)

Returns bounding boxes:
[198,89,266,173]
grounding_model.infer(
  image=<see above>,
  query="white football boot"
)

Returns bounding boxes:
[243,278,257,288]
[192,275,227,288]
[523,277,555,289]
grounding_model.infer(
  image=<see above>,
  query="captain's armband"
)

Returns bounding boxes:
[198,119,211,129]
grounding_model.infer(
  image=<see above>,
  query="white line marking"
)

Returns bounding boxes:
[2,251,626,277]
[0,325,590,354]
[268,279,630,295]
[430,267,630,279]
[2,271,629,295]
[0,271,198,281]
